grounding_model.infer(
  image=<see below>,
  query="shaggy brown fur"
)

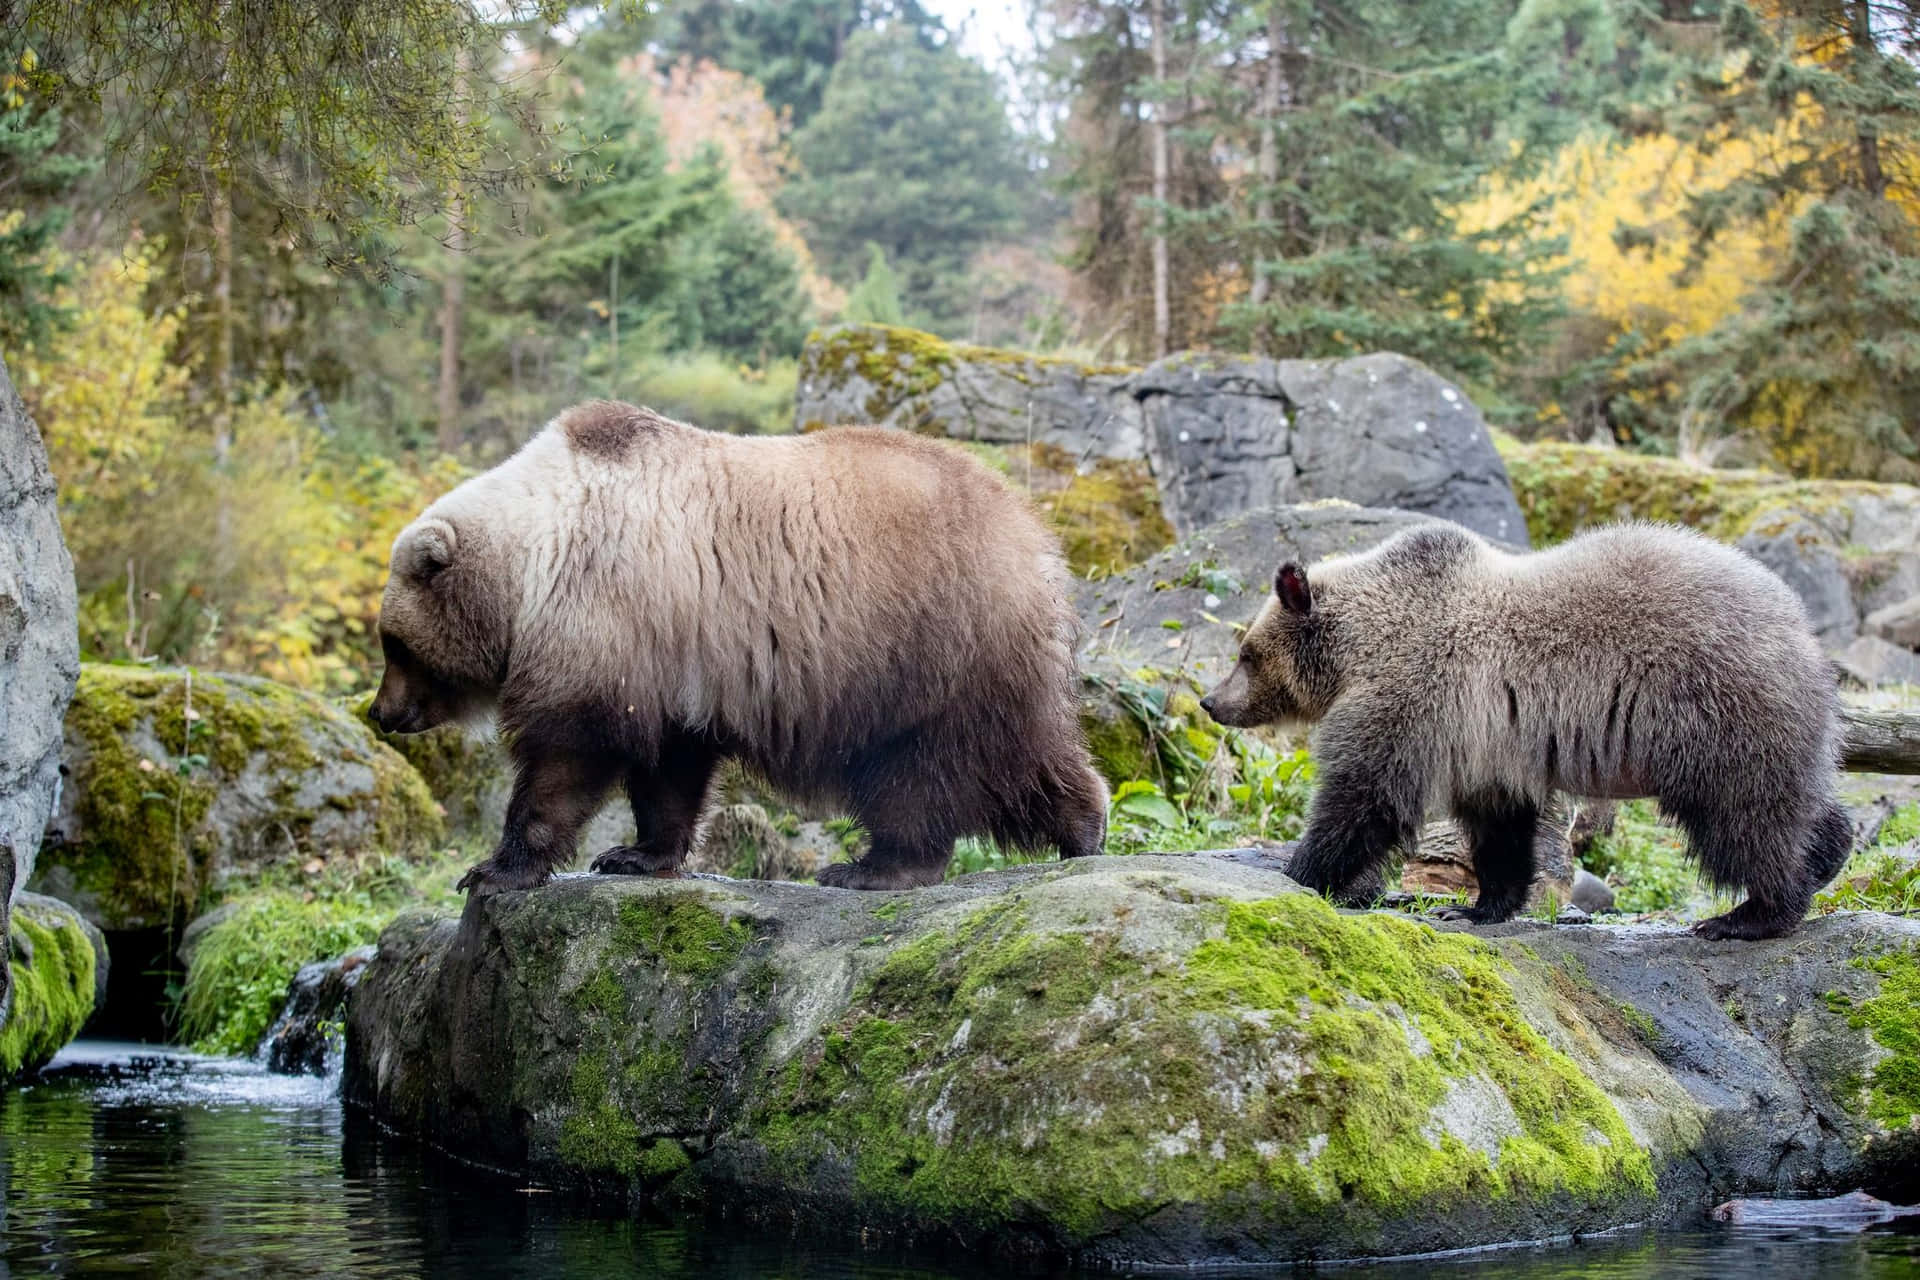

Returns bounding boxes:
[1201,521,1848,941]
[370,400,1108,893]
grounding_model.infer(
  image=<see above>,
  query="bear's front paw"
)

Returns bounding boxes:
[1426,903,1516,926]
[590,845,685,877]
[456,858,551,895]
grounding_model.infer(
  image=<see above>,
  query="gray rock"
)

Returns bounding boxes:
[344,854,1919,1267]
[1737,516,1860,646]
[1832,634,1920,688]
[0,353,80,1030]
[1571,867,1616,915]
[1864,595,1920,650]
[262,944,375,1075]
[1074,501,1439,694]
[1134,352,1528,545]
[794,328,1526,551]
[794,324,1142,460]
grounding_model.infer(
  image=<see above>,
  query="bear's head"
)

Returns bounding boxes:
[370,515,507,734]
[1200,562,1341,728]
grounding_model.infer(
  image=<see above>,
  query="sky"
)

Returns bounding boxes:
[930,0,1037,65]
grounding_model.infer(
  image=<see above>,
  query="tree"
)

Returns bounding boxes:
[782,26,1027,332]
[1634,1,1920,476]
[671,202,812,359]
[0,49,94,353]
[843,242,905,324]
[660,0,949,125]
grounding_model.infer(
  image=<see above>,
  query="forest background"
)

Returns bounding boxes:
[3,0,1918,694]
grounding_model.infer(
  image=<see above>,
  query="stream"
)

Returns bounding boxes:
[4,1042,1918,1277]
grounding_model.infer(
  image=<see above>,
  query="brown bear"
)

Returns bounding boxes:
[369,401,1109,893]
[1200,520,1849,940]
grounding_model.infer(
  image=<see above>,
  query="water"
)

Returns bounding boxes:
[4,1043,1918,1278]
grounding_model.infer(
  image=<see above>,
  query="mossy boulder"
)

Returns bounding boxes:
[344,853,1920,1265]
[2,892,101,1080]
[33,664,444,930]
[1498,438,1920,660]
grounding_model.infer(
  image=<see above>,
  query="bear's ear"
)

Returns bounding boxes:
[401,519,457,580]
[1274,563,1312,616]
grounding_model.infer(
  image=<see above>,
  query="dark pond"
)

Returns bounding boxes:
[4,1042,1918,1277]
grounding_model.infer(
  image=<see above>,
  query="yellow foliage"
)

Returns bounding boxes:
[13,238,464,693]
[1459,128,1792,354]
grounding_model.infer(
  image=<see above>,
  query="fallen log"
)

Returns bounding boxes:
[1841,705,1920,774]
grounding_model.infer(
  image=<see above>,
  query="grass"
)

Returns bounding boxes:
[1816,801,1920,916]
[629,354,798,435]
[1577,799,1720,918]
[177,842,479,1055]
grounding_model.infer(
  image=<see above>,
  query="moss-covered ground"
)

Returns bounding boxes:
[2,903,98,1078]
[748,891,1651,1244]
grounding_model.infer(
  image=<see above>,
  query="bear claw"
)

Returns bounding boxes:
[815,859,944,891]
[590,845,685,877]
[456,858,551,895]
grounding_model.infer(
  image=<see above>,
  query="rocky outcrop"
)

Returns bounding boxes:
[1134,352,1527,544]
[796,326,1528,549]
[0,354,80,1032]
[1501,439,1920,681]
[344,854,1919,1266]
[33,664,444,930]
[2,891,101,1080]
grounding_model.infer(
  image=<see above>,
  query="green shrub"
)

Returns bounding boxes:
[629,353,797,435]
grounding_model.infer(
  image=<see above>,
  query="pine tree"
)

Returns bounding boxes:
[782,25,1026,333]
[843,243,906,324]
[0,50,94,352]
[1636,1,1920,476]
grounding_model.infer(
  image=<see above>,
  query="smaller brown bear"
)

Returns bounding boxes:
[369,401,1108,894]
[1200,521,1849,940]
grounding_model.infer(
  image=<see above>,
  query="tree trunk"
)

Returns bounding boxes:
[1246,5,1285,329]
[1853,0,1887,199]
[436,47,470,456]
[1149,0,1170,361]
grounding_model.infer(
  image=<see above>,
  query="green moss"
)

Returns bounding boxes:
[749,892,1650,1244]
[349,691,499,837]
[1496,436,1892,547]
[612,894,752,977]
[179,890,385,1056]
[49,664,442,929]
[1026,448,1174,576]
[558,1053,642,1176]
[1,904,97,1078]
[637,1137,694,1179]
[1845,946,1920,1131]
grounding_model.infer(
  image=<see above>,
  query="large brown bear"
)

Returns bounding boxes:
[369,401,1109,893]
[1201,521,1848,940]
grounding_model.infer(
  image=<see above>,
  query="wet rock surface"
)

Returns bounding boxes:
[263,944,375,1075]
[344,852,1919,1266]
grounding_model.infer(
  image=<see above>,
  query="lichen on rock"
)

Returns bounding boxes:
[35,663,444,930]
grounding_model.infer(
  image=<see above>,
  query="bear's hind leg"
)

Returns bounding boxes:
[591,740,720,878]
[459,750,619,894]
[1673,796,1813,941]
[1431,789,1538,925]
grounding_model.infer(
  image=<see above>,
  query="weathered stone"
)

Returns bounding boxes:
[0,353,80,1033]
[1074,501,1439,696]
[795,328,1526,556]
[2,891,99,1080]
[33,664,444,930]
[1834,635,1920,688]
[1866,596,1920,650]
[1737,516,1860,645]
[795,324,1142,459]
[262,944,375,1075]
[344,854,1919,1266]
[1134,352,1528,544]
[1572,868,1616,915]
